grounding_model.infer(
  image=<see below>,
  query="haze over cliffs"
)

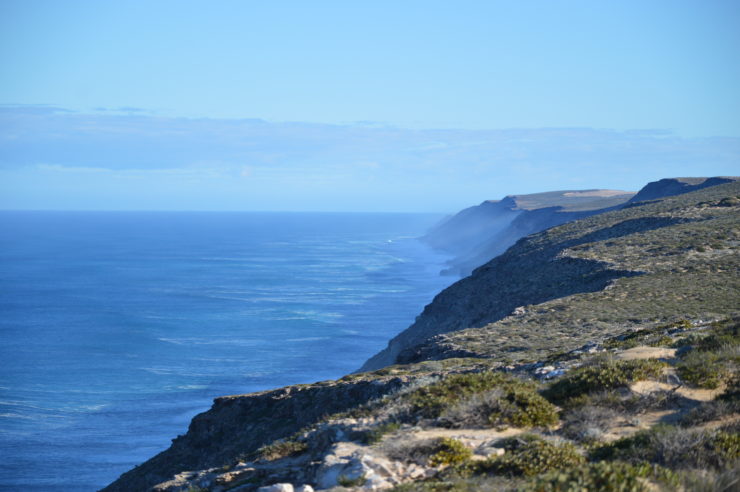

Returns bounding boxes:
[423,177,739,277]
[361,177,738,372]
[104,177,739,492]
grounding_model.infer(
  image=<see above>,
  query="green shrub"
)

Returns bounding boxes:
[359,421,401,444]
[257,438,308,461]
[521,461,679,492]
[694,320,739,352]
[590,425,740,470]
[391,479,493,492]
[471,435,585,477]
[406,371,558,428]
[406,372,514,418]
[603,321,689,350]
[428,438,473,467]
[543,357,667,404]
[677,462,740,492]
[674,319,738,389]
[711,431,740,464]
[719,376,740,402]
[498,385,560,428]
[676,350,730,389]
[338,473,367,487]
[679,399,739,427]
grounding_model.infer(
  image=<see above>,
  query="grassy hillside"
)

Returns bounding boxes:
[369,181,740,370]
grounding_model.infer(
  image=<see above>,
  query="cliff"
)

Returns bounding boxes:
[423,189,636,276]
[103,178,740,491]
[361,178,739,372]
[102,376,410,492]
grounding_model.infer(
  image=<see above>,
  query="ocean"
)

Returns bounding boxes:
[0,211,455,491]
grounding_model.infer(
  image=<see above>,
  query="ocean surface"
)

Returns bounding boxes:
[0,211,456,491]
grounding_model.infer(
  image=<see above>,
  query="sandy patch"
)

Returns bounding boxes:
[616,346,677,360]
[630,379,725,401]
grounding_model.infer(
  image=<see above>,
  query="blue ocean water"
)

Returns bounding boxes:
[0,211,455,491]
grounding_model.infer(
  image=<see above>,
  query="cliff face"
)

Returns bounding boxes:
[104,177,740,491]
[423,189,635,276]
[361,179,740,371]
[102,376,409,492]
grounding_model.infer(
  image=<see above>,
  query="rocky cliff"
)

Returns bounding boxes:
[423,189,636,276]
[361,179,739,371]
[102,376,411,492]
[103,177,740,492]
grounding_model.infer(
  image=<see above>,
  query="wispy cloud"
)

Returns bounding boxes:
[0,106,738,211]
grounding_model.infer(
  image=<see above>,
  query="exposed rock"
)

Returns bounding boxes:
[315,442,399,490]
[258,484,294,492]
[102,377,410,492]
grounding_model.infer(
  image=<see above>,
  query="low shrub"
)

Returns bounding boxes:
[676,350,731,389]
[383,438,444,466]
[674,318,739,389]
[677,462,740,492]
[590,425,740,470]
[428,438,473,467]
[406,372,515,418]
[521,461,679,492]
[560,405,618,443]
[359,421,401,444]
[470,435,585,477]
[603,321,689,350]
[406,371,558,428]
[543,357,667,404]
[256,438,308,461]
[679,399,740,427]
[719,376,740,402]
[338,473,367,487]
[692,319,739,352]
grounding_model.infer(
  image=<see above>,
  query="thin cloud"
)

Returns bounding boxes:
[1,106,738,211]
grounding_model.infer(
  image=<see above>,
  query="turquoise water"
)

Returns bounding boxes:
[0,211,454,491]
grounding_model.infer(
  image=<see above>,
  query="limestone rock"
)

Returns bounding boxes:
[257,484,294,492]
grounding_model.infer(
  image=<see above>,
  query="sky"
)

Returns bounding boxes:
[1,0,738,212]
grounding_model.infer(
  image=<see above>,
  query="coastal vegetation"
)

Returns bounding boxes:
[103,179,740,492]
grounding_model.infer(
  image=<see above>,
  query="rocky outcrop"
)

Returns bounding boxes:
[102,377,410,492]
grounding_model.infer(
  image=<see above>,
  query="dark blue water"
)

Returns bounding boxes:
[0,211,454,491]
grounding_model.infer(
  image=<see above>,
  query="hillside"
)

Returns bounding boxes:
[103,179,740,492]
[424,178,738,277]
[362,180,740,372]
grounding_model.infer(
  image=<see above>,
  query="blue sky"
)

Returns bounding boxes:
[1,1,738,212]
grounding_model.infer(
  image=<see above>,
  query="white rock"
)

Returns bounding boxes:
[257,484,294,492]
[295,486,314,492]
